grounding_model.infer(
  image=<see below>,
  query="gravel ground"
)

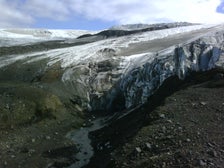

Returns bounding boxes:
[112,72,224,168]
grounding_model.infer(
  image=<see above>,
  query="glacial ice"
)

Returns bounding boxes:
[0,24,223,111]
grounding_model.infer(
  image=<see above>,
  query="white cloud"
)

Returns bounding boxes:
[68,0,160,23]
[68,0,224,24]
[23,0,70,21]
[0,0,223,28]
[150,0,224,24]
[0,0,34,27]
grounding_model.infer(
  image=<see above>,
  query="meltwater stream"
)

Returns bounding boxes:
[66,116,112,168]
[65,105,143,168]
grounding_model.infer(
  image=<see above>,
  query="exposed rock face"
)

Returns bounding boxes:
[77,22,195,39]
[109,22,195,30]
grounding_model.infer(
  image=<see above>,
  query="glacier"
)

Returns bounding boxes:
[0,24,224,112]
[0,28,97,47]
[1,23,224,168]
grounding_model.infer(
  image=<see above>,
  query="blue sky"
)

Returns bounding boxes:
[0,0,224,30]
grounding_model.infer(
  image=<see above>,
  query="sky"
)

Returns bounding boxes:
[0,0,224,30]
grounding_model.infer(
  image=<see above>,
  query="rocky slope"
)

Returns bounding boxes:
[0,23,224,168]
[109,22,195,30]
[111,70,224,168]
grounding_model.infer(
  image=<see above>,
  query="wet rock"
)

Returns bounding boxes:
[162,126,166,133]
[186,138,191,142]
[178,140,182,146]
[135,147,142,153]
[178,126,183,131]
[207,142,214,148]
[167,135,172,139]
[145,143,152,150]
[46,162,54,168]
[199,159,207,166]
[167,119,173,123]
[192,102,197,106]
[200,102,207,106]
[46,136,51,140]
[159,114,165,119]
[105,141,112,149]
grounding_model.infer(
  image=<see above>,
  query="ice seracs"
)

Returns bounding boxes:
[0,23,223,112]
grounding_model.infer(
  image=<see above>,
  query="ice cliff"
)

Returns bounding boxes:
[0,23,224,114]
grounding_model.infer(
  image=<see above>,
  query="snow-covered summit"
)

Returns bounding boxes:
[0,28,97,47]
[0,28,96,38]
